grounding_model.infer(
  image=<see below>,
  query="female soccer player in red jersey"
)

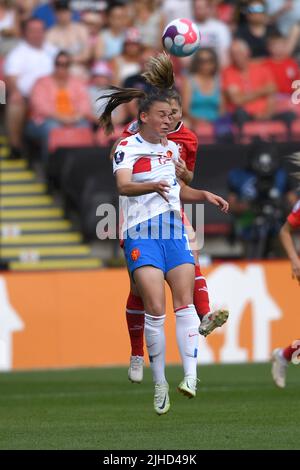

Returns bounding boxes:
[271,200,300,388]
[118,55,229,384]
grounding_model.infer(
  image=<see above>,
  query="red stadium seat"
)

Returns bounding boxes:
[291,120,300,141]
[48,127,95,153]
[194,122,215,144]
[275,95,296,114]
[240,121,288,144]
[274,95,300,119]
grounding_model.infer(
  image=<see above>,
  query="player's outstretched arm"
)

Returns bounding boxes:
[279,221,300,285]
[179,182,229,213]
[115,169,171,202]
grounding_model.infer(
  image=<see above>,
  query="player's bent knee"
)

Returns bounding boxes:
[144,303,165,316]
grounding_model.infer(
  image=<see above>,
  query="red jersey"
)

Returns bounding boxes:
[222,62,276,116]
[263,58,299,95]
[287,200,300,229]
[122,120,198,172]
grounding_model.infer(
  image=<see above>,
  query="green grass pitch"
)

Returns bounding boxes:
[0,363,299,450]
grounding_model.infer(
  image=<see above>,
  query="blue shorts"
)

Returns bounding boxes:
[123,211,194,276]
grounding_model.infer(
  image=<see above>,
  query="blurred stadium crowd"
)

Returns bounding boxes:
[1,0,300,157]
[0,0,300,267]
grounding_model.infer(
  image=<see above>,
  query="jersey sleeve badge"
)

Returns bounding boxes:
[114,150,125,164]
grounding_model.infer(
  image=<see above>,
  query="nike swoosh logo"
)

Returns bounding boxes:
[159,395,167,410]
[188,334,198,338]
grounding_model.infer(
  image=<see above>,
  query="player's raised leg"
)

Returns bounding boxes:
[194,262,229,336]
[185,217,229,336]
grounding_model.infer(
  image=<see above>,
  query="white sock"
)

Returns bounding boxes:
[278,348,288,364]
[144,313,166,384]
[175,304,200,379]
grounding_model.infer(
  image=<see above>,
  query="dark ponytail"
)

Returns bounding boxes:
[98,86,146,134]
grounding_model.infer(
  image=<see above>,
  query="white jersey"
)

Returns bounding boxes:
[113,133,181,233]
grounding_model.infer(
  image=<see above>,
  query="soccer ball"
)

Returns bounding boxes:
[162,18,201,57]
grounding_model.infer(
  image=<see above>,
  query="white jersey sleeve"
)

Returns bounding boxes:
[113,139,136,174]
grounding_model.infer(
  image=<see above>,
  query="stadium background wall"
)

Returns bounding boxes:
[0,261,298,371]
[47,142,300,233]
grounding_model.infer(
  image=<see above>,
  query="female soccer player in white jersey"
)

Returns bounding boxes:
[112,54,229,385]
[271,200,300,388]
[123,90,229,383]
[99,84,228,416]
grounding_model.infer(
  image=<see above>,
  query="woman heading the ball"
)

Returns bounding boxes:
[114,53,229,384]
[98,62,228,415]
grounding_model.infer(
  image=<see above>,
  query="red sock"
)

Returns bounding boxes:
[283,340,300,362]
[193,265,210,319]
[126,292,145,357]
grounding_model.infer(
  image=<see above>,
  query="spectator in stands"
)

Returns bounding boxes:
[94,2,129,61]
[32,0,80,29]
[266,0,300,38]
[233,0,251,29]
[160,0,192,25]
[0,0,20,56]
[68,0,108,15]
[26,50,93,161]
[222,39,277,128]
[46,0,90,77]
[192,0,232,66]
[122,46,158,123]
[15,0,38,23]
[235,0,277,58]
[88,60,126,127]
[285,18,300,64]
[264,31,299,120]
[81,9,106,65]
[130,0,165,50]
[182,47,223,129]
[212,0,235,26]
[111,27,143,86]
[4,17,56,159]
